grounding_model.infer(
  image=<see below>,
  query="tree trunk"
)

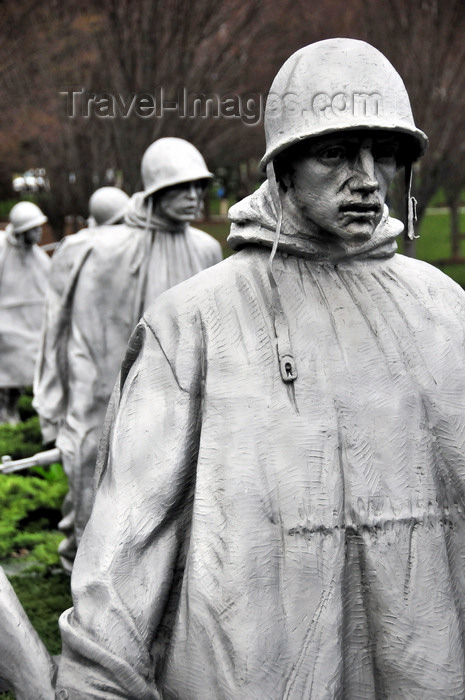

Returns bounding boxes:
[450,197,461,259]
[403,237,417,258]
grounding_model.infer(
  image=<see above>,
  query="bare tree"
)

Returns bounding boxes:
[356,0,465,227]
[1,0,465,240]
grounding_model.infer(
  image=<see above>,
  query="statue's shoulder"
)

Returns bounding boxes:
[33,243,51,268]
[143,246,260,327]
[90,223,132,246]
[84,224,139,262]
[393,252,460,284]
[392,252,465,307]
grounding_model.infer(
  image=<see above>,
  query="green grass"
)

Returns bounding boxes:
[398,209,465,288]
[0,571,71,698]
[4,572,71,654]
[200,220,232,256]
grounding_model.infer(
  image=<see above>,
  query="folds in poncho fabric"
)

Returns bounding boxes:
[34,203,222,562]
[58,185,465,698]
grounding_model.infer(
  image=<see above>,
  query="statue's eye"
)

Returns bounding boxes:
[318,145,347,163]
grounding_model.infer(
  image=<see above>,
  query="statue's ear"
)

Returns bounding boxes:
[272,151,293,193]
[279,171,292,192]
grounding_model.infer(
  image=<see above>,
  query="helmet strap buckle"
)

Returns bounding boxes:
[404,163,419,241]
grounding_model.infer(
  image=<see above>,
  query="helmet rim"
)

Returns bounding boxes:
[260,122,428,171]
[260,38,428,171]
[9,202,47,234]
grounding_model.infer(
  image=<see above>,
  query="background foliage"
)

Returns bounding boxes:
[1,0,465,243]
[0,394,71,698]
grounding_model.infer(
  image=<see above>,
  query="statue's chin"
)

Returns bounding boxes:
[315,223,376,244]
[335,228,374,242]
[299,210,379,244]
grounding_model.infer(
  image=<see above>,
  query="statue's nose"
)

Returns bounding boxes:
[350,146,379,193]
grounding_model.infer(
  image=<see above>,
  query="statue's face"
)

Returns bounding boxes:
[155,182,204,223]
[286,131,399,241]
[21,226,42,246]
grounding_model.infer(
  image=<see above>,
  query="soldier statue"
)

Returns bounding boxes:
[34,139,222,572]
[0,202,50,423]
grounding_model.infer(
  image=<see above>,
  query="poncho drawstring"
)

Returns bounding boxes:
[266,162,298,385]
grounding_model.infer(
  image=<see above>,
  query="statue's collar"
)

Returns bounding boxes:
[227,181,402,262]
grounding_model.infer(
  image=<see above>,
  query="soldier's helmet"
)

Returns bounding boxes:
[9,201,47,234]
[89,187,130,226]
[260,38,428,170]
[141,137,212,199]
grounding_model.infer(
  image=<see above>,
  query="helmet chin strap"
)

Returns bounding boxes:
[404,162,419,241]
[266,161,298,392]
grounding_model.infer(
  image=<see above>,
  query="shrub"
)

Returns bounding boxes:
[0,415,44,461]
[0,467,67,569]
[0,413,68,572]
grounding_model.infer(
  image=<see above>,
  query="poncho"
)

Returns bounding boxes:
[58,183,465,698]
[33,227,96,442]
[0,228,50,387]
[34,198,222,563]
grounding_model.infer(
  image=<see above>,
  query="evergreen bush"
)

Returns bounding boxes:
[0,405,72,697]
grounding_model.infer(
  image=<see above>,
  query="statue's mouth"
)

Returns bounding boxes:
[340,202,381,218]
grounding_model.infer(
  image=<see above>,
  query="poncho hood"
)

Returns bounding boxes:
[124,191,187,234]
[4,223,37,249]
[228,181,403,262]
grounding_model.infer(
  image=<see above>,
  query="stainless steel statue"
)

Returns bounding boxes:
[0,202,50,423]
[33,186,131,445]
[0,566,56,700]
[54,39,465,698]
[87,186,130,227]
[33,140,222,572]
